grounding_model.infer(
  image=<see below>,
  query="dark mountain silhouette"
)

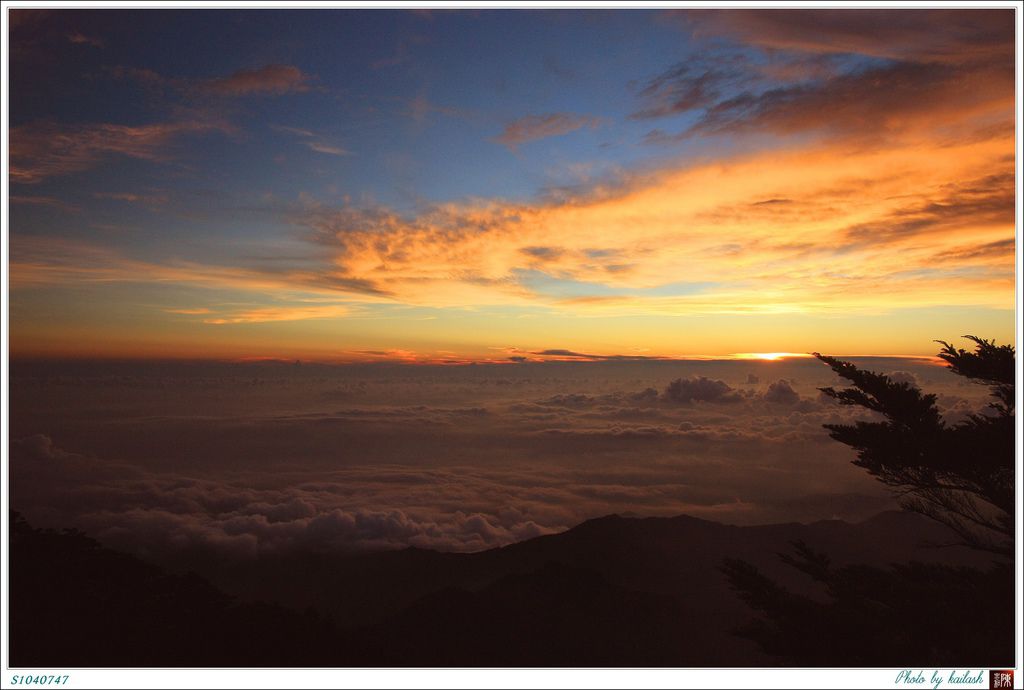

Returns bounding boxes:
[197,510,992,632]
[11,508,1005,667]
[10,512,337,667]
[350,561,697,666]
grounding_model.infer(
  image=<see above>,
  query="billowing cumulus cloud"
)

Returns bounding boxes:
[886,371,919,388]
[763,380,799,405]
[663,376,742,404]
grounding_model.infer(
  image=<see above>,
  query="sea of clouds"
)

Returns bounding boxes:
[9,357,993,557]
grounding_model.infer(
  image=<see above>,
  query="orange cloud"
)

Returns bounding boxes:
[201,305,351,325]
[300,127,1013,315]
[12,125,1013,326]
[639,9,1012,144]
[9,120,1015,343]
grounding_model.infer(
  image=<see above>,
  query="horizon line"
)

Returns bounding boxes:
[7,352,948,366]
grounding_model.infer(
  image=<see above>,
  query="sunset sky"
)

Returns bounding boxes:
[7,8,1017,361]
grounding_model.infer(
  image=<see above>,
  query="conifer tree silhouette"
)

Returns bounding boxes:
[722,336,1015,665]
[815,335,1013,556]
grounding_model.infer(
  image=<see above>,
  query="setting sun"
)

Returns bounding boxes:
[734,352,813,361]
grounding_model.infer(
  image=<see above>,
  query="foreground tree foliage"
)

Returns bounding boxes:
[816,335,1014,555]
[723,336,1015,665]
[722,542,1013,666]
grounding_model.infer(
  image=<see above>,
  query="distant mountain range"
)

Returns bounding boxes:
[10,510,999,667]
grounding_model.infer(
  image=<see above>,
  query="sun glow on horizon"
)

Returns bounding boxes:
[733,352,813,362]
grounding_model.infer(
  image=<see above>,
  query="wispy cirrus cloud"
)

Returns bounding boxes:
[8,236,391,302]
[67,31,103,48]
[272,124,351,156]
[372,33,431,70]
[201,304,351,325]
[202,64,313,96]
[164,308,213,315]
[639,9,1013,143]
[493,113,602,150]
[406,94,468,125]
[674,9,1013,64]
[8,63,320,184]
[530,349,664,362]
[109,63,318,102]
[931,239,1016,265]
[630,55,757,120]
[94,190,170,206]
[682,59,1011,141]
[840,172,1014,246]
[9,120,231,184]
[305,142,350,156]
[10,195,80,213]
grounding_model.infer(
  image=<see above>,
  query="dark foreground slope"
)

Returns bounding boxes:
[9,511,1009,667]
[10,514,338,667]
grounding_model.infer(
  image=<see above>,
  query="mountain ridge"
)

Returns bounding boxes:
[11,509,998,666]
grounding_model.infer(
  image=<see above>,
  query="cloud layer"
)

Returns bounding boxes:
[10,358,995,558]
